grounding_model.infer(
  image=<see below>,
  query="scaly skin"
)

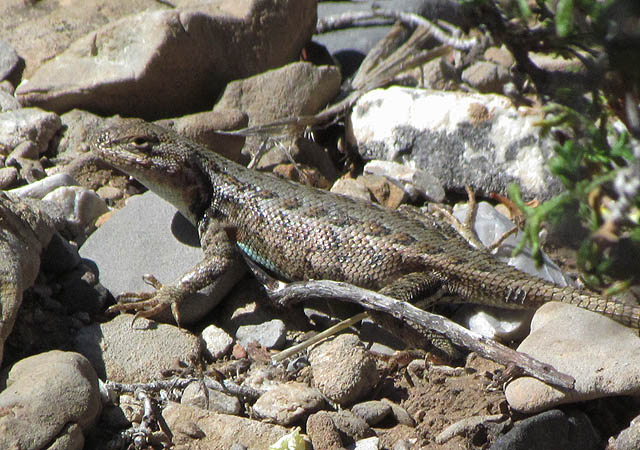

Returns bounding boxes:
[93,118,640,329]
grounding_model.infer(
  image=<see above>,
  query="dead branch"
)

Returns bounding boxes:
[243,256,575,390]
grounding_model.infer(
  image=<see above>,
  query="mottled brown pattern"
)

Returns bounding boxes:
[93,118,640,329]
[279,197,303,210]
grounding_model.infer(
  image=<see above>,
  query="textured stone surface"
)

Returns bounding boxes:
[253,382,325,425]
[309,334,379,405]
[16,0,317,119]
[505,302,640,413]
[347,87,563,200]
[74,314,201,383]
[163,402,289,450]
[0,351,101,450]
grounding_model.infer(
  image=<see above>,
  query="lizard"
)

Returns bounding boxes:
[92,117,640,331]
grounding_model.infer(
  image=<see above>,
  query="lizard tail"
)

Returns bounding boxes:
[557,288,640,329]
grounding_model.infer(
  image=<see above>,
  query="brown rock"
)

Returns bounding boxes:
[16,0,317,119]
[163,402,289,449]
[214,61,341,160]
[156,109,248,163]
[307,411,346,450]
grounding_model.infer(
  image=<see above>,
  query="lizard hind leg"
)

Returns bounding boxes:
[374,272,462,361]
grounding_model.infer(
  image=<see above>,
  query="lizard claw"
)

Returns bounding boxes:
[106,276,184,327]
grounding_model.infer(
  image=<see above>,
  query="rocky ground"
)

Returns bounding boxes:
[1,1,640,449]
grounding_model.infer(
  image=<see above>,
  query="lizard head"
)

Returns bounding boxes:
[92,118,210,225]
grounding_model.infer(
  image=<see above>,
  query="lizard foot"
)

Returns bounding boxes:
[106,274,184,326]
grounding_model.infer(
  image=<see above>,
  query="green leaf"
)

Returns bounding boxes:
[515,0,532,18]
[556,0,574,37]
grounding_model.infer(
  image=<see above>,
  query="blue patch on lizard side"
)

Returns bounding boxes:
[237,242,283,276]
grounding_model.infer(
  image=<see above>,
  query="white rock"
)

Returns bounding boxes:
[201,325,234,360]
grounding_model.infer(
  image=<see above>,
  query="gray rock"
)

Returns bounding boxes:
[380,399,415,427]
[74,313,201,383]
[0,195,56,366]
[16,0,317,119]
[324,410,375,442]
[79,191,245,324]
[610,413,640,450]
[0,90,20,112]
[253,382,325,425]
[156,108,248,163]
[436,414,506,444]
[42,185,109,233]
[0,166,18,189]
[0,107,61,156]
[162,402,290,449]
[351,400,392,426]
[490,409,599,450]
[0,351,102,450]
[6,141,46,183]
[461,61,511,93]
[181,382,242,415]
[505,302,640,413]
[451,201,569,341]
[235,319,287,350]
[95,186,122,202]
[201,325,234,360]
[214,61,341,162]
[7,139,39,160]
[0,38,21,84]
[347,87,564,200]
[484,46,515,69]
[309,334,379,405]
[363,160,445,202]
[56,109,105,162]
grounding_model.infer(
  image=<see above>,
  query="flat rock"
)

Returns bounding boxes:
[309,334,379,405]
[74,313,201,383]
[79,191,245,324]
[347,87,563,200]
[181,381,241,415]
[505,302,640,413]
[235,319,287,350]
[16,0,317,119]
[0,351,101,450]
[253,382,325,425]
[163,402,289,450]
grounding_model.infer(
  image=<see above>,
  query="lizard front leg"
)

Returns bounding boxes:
[107,219,242,326]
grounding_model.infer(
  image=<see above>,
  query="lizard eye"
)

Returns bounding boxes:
[131,136,152,149]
